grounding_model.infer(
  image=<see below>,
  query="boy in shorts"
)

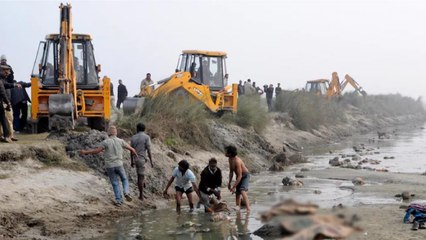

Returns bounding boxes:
[163,160,201,213]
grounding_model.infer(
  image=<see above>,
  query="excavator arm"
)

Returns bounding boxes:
[48,3,77,130]
[341,74,367,96]
[326,72,342,98]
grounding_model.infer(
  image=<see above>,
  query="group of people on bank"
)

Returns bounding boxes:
[0,55,31,143]
[238,79,283,111]
[80,124,251,213]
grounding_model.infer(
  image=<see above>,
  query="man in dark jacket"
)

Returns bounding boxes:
[0,55,14,83]
[265,84,274,112]
[0,65,20,141]
[198,158,222,212]
[238,80,244,96]
[11,81,31,132]
[116,79,128,109]
[0,65,12,142]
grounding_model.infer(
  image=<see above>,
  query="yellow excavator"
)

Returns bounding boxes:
[305,72,367,98]
[123,50,238,115]
[30,4,110,132]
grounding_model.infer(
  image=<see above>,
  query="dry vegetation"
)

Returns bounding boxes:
[274,91,345,130]
[274,91,426,131]
[117,93,269,148]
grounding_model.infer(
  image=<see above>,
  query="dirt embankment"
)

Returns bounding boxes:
[0,106,424,239]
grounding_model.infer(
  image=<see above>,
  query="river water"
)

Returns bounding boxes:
[95,124,426,240]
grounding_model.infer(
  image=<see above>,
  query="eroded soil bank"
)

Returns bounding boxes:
[0,110,424,239]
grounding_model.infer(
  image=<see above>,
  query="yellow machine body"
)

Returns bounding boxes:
[30,4,110,131]
[123,50,238,115]
[305,72,367,98]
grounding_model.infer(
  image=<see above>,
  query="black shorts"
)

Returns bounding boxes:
[175,186,193,194]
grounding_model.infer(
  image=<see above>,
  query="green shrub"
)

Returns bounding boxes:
[117,94,211,148]
[274,91,345,131]
[234,95,270,133]
[275,91,425,131]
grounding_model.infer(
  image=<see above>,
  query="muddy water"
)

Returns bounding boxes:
[95,124,426,240]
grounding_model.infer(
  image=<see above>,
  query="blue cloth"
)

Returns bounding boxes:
[236,172,250,195]
[106,166,129,203]
[404,208,426,223]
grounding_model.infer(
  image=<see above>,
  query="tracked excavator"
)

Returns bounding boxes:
[123,50,238,115]
[305,72,367,98]
[30,4,110,132]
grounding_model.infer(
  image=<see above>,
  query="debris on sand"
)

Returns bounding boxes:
[282,177,304,187]
[270,152,307,171]
[352,177,365,186]
[260,199,319,222]
[255,199,360,239]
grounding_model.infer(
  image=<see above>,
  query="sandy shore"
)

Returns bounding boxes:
[307,167,426,240]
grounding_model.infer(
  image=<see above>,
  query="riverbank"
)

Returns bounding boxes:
[0,107,425,239]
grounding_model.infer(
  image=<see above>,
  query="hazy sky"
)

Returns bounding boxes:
[1,0,425,99]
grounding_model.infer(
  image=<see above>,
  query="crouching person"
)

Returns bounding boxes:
[198,158,222,212]
[79,125,137,206]
[163,160,201,213]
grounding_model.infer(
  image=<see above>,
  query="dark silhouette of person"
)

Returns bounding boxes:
[116,79,128,109]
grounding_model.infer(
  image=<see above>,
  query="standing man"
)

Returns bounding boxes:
[238,80,244,96]
[11,81,31,132]
[252,82,264,95]
[0,55,14,83]
[116,79,128,109]
[79,125,137,206]
[139,73,154,97]
[244,79,254,95]
[130,123,153,201]
[163,160,201,213]
[0,65,20,141]
[265,84,274,112]
[226,145,251,212]
[275,83,282,97]
[110,81,116,111]
[198,158,222,213]
[0,70,11,143]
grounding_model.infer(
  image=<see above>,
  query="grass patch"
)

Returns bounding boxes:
[118,94,212,148]
[27,145,88,171]
[233,95,270,133]
[274,91,345,131]
[117,93,271,148]
[275,91,425,131]
[0,173,9,179]
[341,93,425,117]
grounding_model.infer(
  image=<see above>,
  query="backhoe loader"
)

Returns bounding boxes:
[30,3,110,132]
[305,72,366,98]
[123,50,238,115]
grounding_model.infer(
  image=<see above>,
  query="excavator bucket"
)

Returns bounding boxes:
[48,94,74,130]
[123,97,145,115]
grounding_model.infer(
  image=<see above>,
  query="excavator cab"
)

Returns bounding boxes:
[305,72,367,98]
[305,79,329,96]
[32,35,99,89]
[176,50,227,91]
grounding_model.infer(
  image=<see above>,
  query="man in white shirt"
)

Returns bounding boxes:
[163,160,201,213]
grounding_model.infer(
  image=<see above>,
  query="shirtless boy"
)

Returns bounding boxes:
[225,145,251,212]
